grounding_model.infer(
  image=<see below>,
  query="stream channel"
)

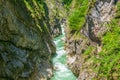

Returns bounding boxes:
[51,26,77,80]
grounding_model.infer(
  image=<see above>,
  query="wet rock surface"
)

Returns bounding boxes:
[0,0,55,80]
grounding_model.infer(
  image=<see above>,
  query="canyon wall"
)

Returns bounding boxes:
[65,0,120,79]
[46,0,66,38]
[0,0,120,80]
[0,0,56,80]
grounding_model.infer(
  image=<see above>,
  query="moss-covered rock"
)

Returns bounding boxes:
[46,0,66,38]
[0,0,55,80]
[65,0,120,80]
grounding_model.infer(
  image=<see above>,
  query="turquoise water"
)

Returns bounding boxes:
[51,27,77,80]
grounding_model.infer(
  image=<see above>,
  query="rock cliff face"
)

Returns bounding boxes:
[46,0,66,38]
[0,0,56,80]
[0,0,120,80]
[65,0,120,79]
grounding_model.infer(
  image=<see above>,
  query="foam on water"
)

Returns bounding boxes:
[51,27,77,80]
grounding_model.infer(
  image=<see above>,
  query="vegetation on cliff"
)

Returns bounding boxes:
[68,0,89,30]
[0,0,56,80]
[64,0,96,31]
[94,2,120,79]
[65,0,120,79]
[1,0,120,80]
[24,0,47,32]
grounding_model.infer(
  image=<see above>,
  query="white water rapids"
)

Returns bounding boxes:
[51,26,77,80]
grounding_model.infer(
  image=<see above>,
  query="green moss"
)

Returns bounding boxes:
[68,0,89,31]
[66,0,97,31]
[62,0,72,6]
[24,0,46,32]
[92,2,120,79]
[75,2,120,79]
[63,0,72,10]
[84,46,95,55]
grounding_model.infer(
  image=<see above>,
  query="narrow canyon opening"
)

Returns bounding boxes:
[0,0,120,80]
[51,25,77,80]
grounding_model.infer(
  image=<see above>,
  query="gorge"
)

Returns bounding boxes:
[0,0,120,80]
[51,26,76,80]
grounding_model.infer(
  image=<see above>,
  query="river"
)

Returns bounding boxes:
[51,26,77,80]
